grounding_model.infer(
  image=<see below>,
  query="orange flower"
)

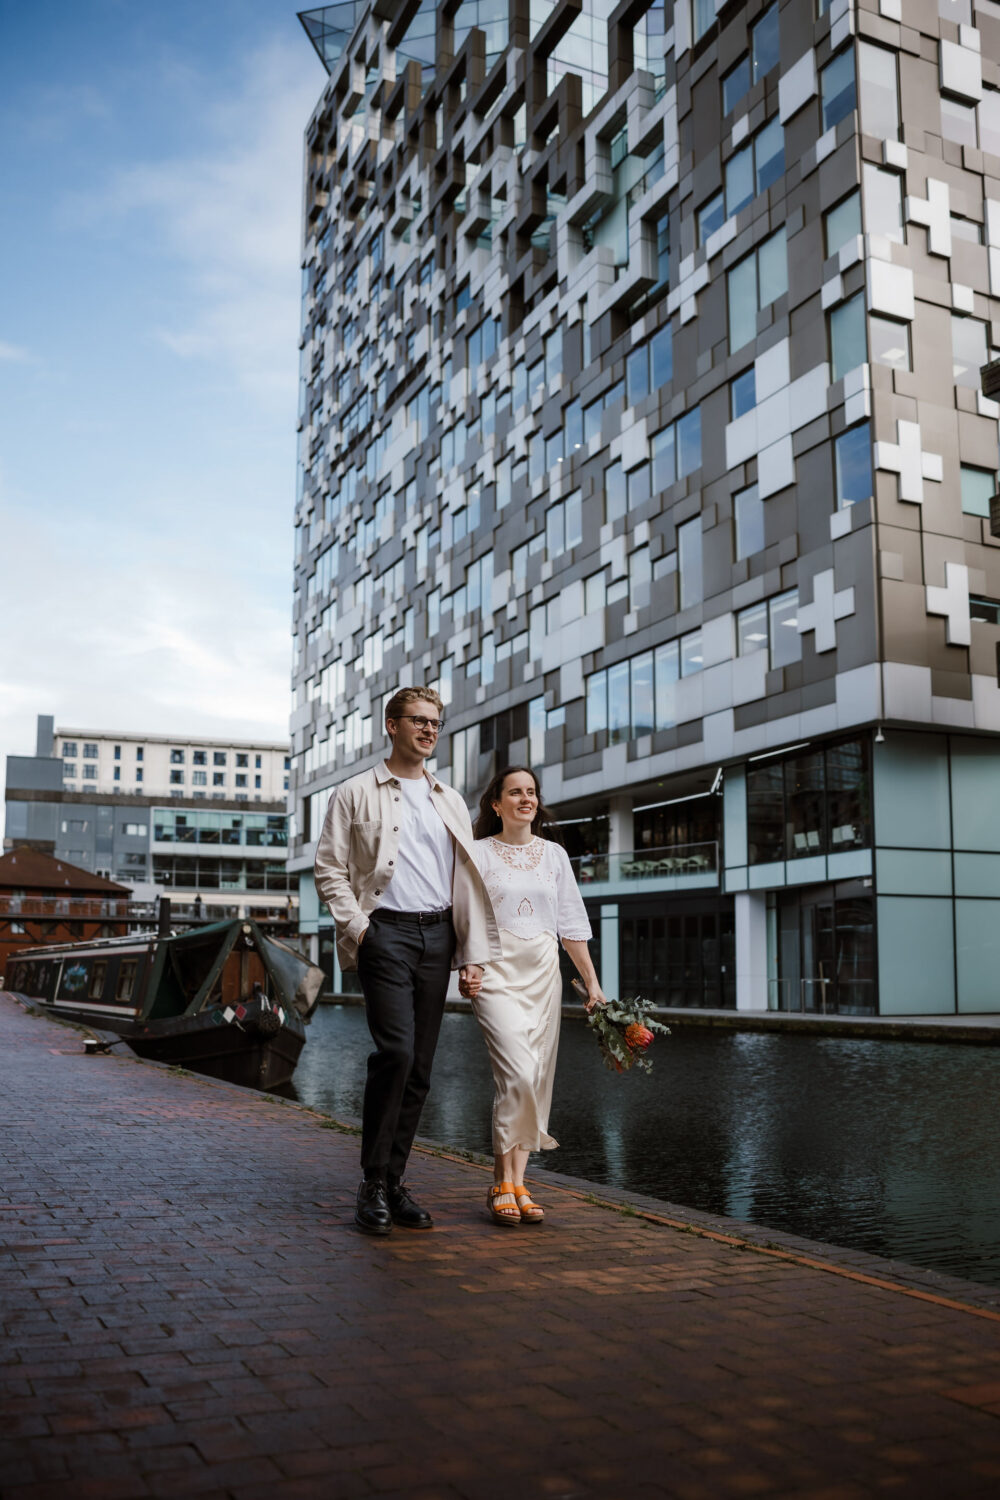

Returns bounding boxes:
[625,1023,654,1051]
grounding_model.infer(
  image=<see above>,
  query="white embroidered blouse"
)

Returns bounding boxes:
[471,836,593,943]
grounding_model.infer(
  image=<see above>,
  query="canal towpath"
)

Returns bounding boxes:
[4,992,1000,1499]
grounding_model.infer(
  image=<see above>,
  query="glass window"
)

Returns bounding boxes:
[835,423,872,509]
[678,519,703,609]
[169,769,184,785]
[83,743,98,757]
[728,253,758,352]
[628,463,651,510]
[785,751,826,859]
[941,97,977,147]
[729,227,787,353]
[193,750,207,766]
[631,651,654,736]
[605,460,626,522]
[213,752,226,766]
[961,466,996,517]
[827,739,871,851]
[769,589,801,669]
[858,42,899,140]
[971,595,1000,623]
[821,48,856,133]
[726,146,753,218]
[747,762,784,864]
[830,293,867,381]
[870,315,911,370]
[698,191,725,244]
[586,670,607,733]
[752,4,780,82]
[755,116,784,193]
[213,772,225,786]
[979,89,1000,157]
[193,770,207,786]
[608,662,630,744]
[731,368,756,419]
[723,55,751,114]
[680,630,703,677]
[951,215,983,244]
[651,424,676,491]
[952,316,988,389]
[694,0,715,40]
[825,190,861,258]
[737,600,769,655]
[627,345,650,405]
[585,571,606,614]
[863,164,904,243]
[654,641,679,729]
[677,408,702,478]
[757,226,787,306]
[734,484,765,558]
[62,741,78,757]
[651,324,672,387]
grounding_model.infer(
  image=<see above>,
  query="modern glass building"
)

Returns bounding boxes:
[291,0,1000,1015]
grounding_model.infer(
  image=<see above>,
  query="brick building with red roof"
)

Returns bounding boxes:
[0,850,131,976]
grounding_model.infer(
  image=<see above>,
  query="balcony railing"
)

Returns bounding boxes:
[0,897,132,920]
[571,842,719,885]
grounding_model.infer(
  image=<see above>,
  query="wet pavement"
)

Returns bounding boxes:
[3,991,1000,1499]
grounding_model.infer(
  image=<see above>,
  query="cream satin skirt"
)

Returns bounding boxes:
[472,929,562,1155]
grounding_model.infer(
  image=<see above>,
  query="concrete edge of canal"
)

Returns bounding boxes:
[317,991,1000,1044]
[10,988,1000,1326]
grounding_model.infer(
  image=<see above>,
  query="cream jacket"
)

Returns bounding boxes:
[314,760,502,974]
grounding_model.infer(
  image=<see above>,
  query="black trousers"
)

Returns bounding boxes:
[355,910,455,1179]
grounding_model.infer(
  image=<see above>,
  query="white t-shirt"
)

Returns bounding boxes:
[378,774,455,912]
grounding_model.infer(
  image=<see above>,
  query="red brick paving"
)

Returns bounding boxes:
[3,994,1000,1498]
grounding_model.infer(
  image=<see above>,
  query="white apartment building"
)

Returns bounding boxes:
[57,731,291,803]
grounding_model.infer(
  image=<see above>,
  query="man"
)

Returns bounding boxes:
[314,686,500,1235]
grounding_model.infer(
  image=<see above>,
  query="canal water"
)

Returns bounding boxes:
[290,1005,1000,1289]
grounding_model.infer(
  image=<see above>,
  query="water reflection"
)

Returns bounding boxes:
[290,1006,1000,1288]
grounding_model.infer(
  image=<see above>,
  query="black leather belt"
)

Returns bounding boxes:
[371,907,452,926]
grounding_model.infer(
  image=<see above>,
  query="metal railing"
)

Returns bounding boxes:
[0,897,132,919]
[571,842,719,885]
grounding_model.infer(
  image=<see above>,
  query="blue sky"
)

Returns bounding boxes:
[0,1,327,767]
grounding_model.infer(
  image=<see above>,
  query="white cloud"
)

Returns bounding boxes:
[0,341,33,363]
[96,37,320,411]
[0,501,291,794]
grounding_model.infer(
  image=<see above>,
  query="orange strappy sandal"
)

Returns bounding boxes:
[487,1181,521,1226]
[513,1185,544,1224]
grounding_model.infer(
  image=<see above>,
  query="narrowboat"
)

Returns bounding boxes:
[3,918,324,1089]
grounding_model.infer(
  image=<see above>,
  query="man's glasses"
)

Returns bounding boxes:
[394,715,444,733]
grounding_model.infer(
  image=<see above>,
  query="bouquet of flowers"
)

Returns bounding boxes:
[572,981,670,1074]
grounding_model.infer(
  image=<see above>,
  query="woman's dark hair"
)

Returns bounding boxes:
[473,765,561,841]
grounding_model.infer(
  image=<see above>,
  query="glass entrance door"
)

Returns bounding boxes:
[778,886,876,1014]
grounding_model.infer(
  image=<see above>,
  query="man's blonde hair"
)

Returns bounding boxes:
[384,686,445,725]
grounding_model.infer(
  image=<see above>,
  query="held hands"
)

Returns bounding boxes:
[458,963,484,999]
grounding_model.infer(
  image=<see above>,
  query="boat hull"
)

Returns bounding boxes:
[30,995,307,1090]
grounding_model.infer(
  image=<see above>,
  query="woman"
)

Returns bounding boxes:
[460,766,606,1226]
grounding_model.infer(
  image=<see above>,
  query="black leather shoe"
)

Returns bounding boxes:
[387,1181,433,1230]
[355,1179,393,1236]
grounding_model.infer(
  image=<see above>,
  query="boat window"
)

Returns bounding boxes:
[116,959,138,1003]
[88,961,107,1000]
